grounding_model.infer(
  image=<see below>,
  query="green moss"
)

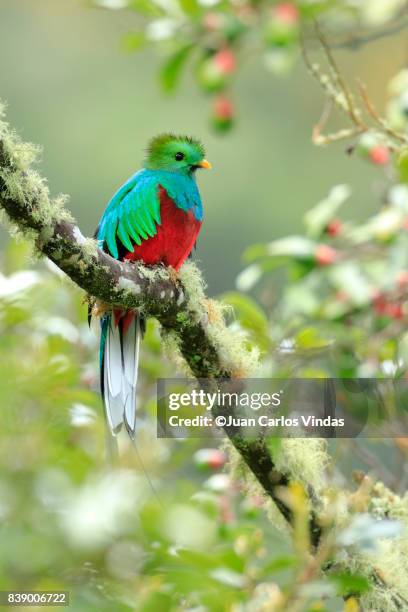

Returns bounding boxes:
[178,261,207,320]
[360,590,402,612]
[176,311,189,325]
[82,237,99,261]
[161,328,191,374]
[209,318,259,377]
[50,249,63,261]
[325,479,408,610]
[369,482,408,522]
[138,263,169,282]
[275,439,329,494]
[0,102,74,242]
[178,261,260,377]
[336,539,408,612]
[223,439,289,534]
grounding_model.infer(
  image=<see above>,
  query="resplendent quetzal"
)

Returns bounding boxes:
[95,134,211,438]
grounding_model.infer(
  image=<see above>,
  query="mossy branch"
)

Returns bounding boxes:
[2,105,408,609]
[0,103,323,541]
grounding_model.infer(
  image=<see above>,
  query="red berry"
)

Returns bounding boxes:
[385,303,404,319]
[372,292,404,319]
[326,218,342,237]
[207,449,226,469]
[194,448,226,470]
[374,301,387,316]
[369,145,390,166]
[374,302,387,316]
[315,244,337,266]
[213,95,234,120]
[214,49,236,74]
[372,291,387,315]
[273,3,299,25]
[397,271,408,288]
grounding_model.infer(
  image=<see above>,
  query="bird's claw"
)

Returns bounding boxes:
[168,266,179,285]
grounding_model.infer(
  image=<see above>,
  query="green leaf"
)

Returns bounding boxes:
[210,567,247,588]
[236,264,263,291]
[329,572,371,596]
[397,151,408,183]
[304,184,350,238]
[122,31,146,52]
[243,243,270,261]
[261,554,298,574]
[283,284,319,317]
[267,437,282,460]
[129,0,163,15]
[300,0,346,19]
[221,292,270,351]
[140,592,173,612]
[179,0,200,16]
[265,236,316,259]
[244,236,316,263]
[160,44,194,93]
[328,263,372,307]
[295,327,331,349]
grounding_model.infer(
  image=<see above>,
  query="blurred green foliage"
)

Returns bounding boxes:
[1,0,408,610]
[0,242,343,611]
[0,0,406,295]
[93,0,407,134]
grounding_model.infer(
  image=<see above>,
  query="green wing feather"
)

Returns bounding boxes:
[98,171,161,258]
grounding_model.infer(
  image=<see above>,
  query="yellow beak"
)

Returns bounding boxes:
[197,159,212,170]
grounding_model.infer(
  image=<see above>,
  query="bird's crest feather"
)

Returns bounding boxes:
[147,133,205,158]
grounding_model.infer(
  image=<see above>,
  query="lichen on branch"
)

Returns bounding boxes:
[2,102,408,610]
[0,102,308,530]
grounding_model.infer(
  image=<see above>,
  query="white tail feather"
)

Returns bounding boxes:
[107,321,122,398]
[103,314,141,437]
[103,360,124,432]
[123,317,141,438]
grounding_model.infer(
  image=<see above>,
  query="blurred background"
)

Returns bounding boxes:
[0,0,406,293]
[1,1,408,610]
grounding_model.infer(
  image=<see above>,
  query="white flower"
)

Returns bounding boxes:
[70,403,96,427]
[236,265,262,291]
[60,471,146,549]
[0,271,40,298]
[39,317,80,343]
[146,19,177,41]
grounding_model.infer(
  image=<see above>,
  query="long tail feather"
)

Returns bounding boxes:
[122,316,141,438]
[100,312,141,437]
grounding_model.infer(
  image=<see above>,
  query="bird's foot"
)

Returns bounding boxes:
[168,266,179,285]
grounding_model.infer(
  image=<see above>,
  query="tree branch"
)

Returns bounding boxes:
[2,106,408,609]
[329,15,408,51]
[0,131,227,379]
[0,104,324,546]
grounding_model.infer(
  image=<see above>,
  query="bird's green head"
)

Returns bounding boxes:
[145,133,211,175]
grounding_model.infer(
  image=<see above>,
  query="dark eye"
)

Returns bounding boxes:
[175,152,184,161]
